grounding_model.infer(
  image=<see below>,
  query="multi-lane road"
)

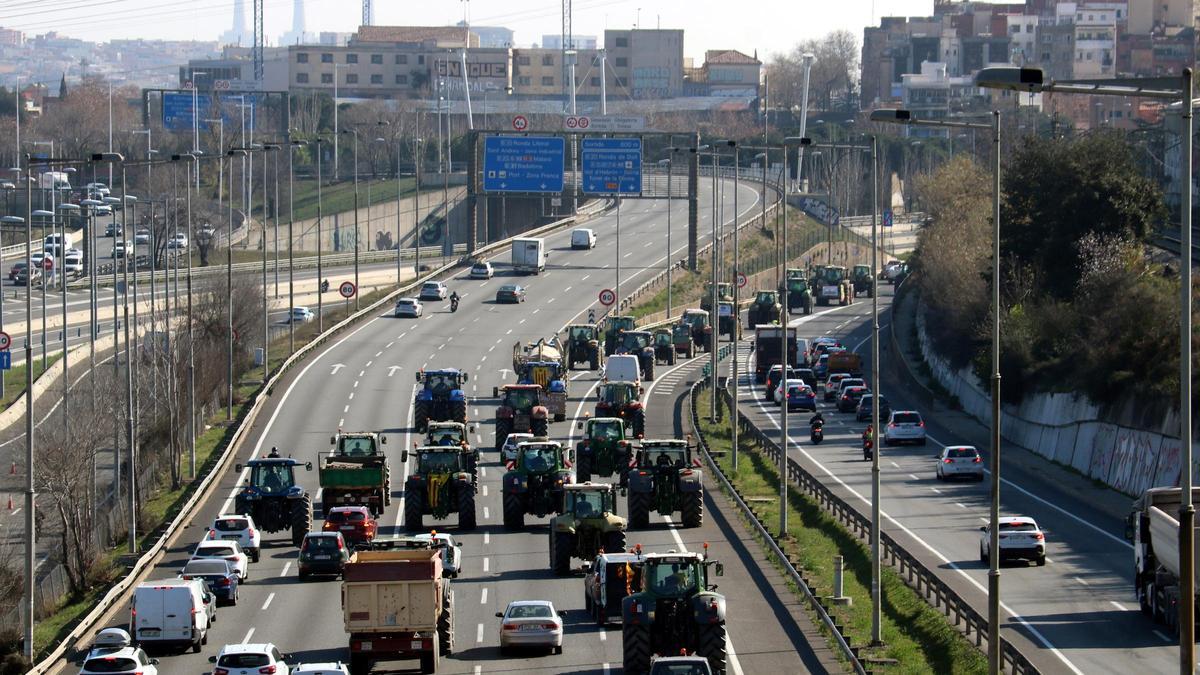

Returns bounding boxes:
[60,181,844,674]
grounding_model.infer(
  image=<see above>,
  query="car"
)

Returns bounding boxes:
[937,445,985,482]
[105,222,123,238]
[836,377,866,398]
[412,531,463,577]
[794,367,818,389]
[496,600,564,655]
[571,228,596,249]
[298,531,351,579]
[111,240,131,258]
[180,558,241,605]
[419,281,448,300]
[811,337,841,359]
[837,385,869,413]
[30,251,51,269]
[206,514,261,562]
[322,506,378,547]
[86,182,111,197]
[783,383,817,412]
[496,284,526,303]
[469,261,494,279]
[813,354,831,380]
[190,539,248,581]
[94,205,112,217]
[883,410,927,446]
[207,643,292,675]
[289,306,315,323]
[134,229,151,245]
[8,261,26,281]
[855,394,891,422]
[649,655,714,675]
[291,664,350,675]
[14,266,42,286]
[394,297,422,318]
[78,628,159,675]
[130,579,211,652]
[501,432,534,462]
[771,377,806,405]
[764,365,800,400]
[823,373,851,401]
[64,251,84,275]
[167,233,189,249]
[980,516,1046,566]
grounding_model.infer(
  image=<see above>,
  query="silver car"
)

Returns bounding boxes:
[502,432,534,462]
[419,281,448,300]
[936,445,984,481]
[980,516,1046,566]
[883,410,927,446]
[394,297,423,318]
[497,600,564,654]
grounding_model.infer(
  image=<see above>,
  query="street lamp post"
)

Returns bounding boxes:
[340,128,362,311]
[714,140,738,470]
[260,143,280,383]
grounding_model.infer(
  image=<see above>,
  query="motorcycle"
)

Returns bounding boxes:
[320,279,330,293]
[449,297,459,313]
[862,438,874,461]
[809,421,824,445]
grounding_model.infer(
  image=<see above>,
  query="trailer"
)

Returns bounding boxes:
[317,433,390,517]
[1128,487,1200,634]
[752,326,799,384]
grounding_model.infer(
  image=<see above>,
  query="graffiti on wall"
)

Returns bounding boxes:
[1107,429,1159,495]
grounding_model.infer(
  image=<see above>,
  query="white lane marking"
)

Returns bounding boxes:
[908,474,919,480]
[358,370,365,377]
[483,506,490,520]
[241,627,255,644]
[1154,630,1172,642]
[482,485,489,497]
[281,562,291,577]
[481,588,488,604]
[386,341,394,348]
[339,418,344,426]
[599,629,606,641]
[564,286,572,292]
[890,461,900,468]
[519,318,526,324]
[483,557,490,572]
[353,380,359,388]
[582,274,591,281]
[955,503,967,509]
[1109,601,1130,612]
[506,329,512,334]
[343,405,350,413]
[532,308,540,314]
[261,592,275,610]
[365,360,373,367]
[348,392,354,400]
[1074,577,1088,586]
[396,383,419,530]
[483,532,490,545]
[375,350,383,357]
[476,623,484,643]
[929,487,941,494]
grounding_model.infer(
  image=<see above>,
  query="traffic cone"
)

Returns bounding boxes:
[6,496,12,511]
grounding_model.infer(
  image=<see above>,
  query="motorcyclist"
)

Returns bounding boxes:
[808,412,825,429]
[320,279,330,293]
[862,425,874,449]
[449,291,460,311]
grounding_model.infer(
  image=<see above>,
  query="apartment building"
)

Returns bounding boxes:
[603,29,685,99]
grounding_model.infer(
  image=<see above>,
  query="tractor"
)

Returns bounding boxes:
[603,315,638,357]
[716,301,739,340]
[425,421,479,485]
[513,337,569,421]
[780,269,814,315]
[565,323,603,370]
[746,290,781,329]
[814,266,853,306]
[413,369,469,432]
[626,439,704,529]
[575,416,633,484]
[233,449,313,548]
[595,381,646,437]
[614,330,656,381]
[680,309,712,352]
[402,445,476,531]
[652,328,676,366]
[492,384,550,451]
[698,282,733,314]
[501,440,573,529]
[621,551,728,675]
[671,323,696,359]
[549,483,627,576]
[852,264,875,297]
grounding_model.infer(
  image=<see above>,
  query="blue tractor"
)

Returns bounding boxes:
[233,448,313,548]
[413,369,469,432]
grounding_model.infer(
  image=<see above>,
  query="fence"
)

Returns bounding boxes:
[693,374,1041,675]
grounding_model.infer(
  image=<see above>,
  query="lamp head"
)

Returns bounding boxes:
[869,109,912,124]
[974,66,1044,92]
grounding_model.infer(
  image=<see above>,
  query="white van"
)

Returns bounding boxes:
[130,579,211,652]
[43,233,74,257]
[571,228,596,250]
[604,354,641,384]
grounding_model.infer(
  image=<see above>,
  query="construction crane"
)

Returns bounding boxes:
[253,0,263,81]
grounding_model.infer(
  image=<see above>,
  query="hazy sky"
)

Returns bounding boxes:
[0,0,933,62]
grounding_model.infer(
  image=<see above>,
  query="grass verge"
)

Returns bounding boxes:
[694,387,988,674]
[0,353,63,413]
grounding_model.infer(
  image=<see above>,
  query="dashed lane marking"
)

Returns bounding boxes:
[481,588,488,604]
[261,592,275,610]
[242,627,255,644]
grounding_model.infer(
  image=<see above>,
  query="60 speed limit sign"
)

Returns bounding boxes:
[0,331,10,350]
[598,288,616,306]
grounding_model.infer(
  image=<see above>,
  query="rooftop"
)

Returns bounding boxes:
[704,49,760,65]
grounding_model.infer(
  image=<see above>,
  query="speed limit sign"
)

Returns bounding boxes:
[42,256,54,271]
[598,288,616,306]
[0,331,10,350]
[339,281,357,299]
[736,271,747,288]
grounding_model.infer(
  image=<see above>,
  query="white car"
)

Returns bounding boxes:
[936,445,984,482]
[78,628,159,675]
[823,373,851,401]
[168,233,189,249]
[111,240,131,258]
[502,432,534,462]
[980,516,1046,566]
[30,252,51,269]
[289,306,315,323]
[86,182,111,197]
[497,600,564,655]
[883,410,927,446]
[419,281,448,301]
[64,250,84,275]
[190,539,248,581]
[772,378,807,405]
[208,643,292,675]
[206,514,262,562]
[134,229,151,245]
[291,664,349,675]
[470,261,494,279]
[413,532,462,578]
[394,297,422,318]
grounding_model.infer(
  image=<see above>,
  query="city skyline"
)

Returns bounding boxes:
[0,0,933,61]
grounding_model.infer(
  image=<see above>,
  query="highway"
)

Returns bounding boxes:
[732,283,1171,675]
[67,181,834,674]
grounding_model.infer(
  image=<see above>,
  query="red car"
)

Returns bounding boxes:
[322,506,378,547]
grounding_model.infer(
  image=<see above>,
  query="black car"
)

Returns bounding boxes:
[837,386,869,413]
[180,558,240,605]
[856,393,891,422]
[298,531,351,579]
[764,366,799,399]
[496,284,526,304]
[795,368,818,389]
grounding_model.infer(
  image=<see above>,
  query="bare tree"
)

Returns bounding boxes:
[766,30,860,113]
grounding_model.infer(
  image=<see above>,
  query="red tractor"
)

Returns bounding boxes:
[493,384,550,451]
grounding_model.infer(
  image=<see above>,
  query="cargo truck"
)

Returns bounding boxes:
[512,237,547,274]
[317,432,390,517]
[343,547,454,675]
[826,351,863,377]
[752,326,799,384]
[1127,487,1200,633]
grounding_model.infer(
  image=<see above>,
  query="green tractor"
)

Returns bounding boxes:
[716,301,739,340]
[565,323,603,370]
[652,328,676,366]
[852,264,875,297]
[603,315,638,357]
[780,269,813,315]
[402,445,477,531]
[626,439,704,529]
[615,330,656,380]
[746,290,781,328]
[233,449,313,548]
[595,381,646,437]
[621,551,728,675]
[680,309,712,352]
[670,323,695,359]
[425,421,479,485]
[699,282,733,313]
[549,483,627,575]
[575,416,633,483]
[501,440,573,529]
[814,265,854,306]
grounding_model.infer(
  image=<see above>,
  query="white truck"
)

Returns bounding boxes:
[1128,486,1200,631]
[38,171,71,191]
[512,237,547,274]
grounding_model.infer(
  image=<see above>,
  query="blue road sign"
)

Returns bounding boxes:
[482,136,565,193]
[162,92,262,133]
[581,138,642,195]
[883,209,894,227]
[0,351,11,371]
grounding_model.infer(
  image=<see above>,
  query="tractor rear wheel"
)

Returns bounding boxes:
[451,399,467,424]
[290,496,311,548]
[438,590,454,655]
[414,400,429,432]
[622,622,652,674]
[645,359,655,382]
[589,345,600,371]
[551,531,573,576]
[457,485,477,530]
[503,492,524,529]
[629,491,651,528]
[681,489,704,528]
[531,417,549,437]
[603,530,627,556]
[405,486,425,532]
[576,450,593,483]
[495,419,512,452]
[631,408,646,438]
[696,621,729,675]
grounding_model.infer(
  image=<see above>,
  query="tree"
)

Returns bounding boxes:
[765,30,860,113]
[1001,130,1166,299]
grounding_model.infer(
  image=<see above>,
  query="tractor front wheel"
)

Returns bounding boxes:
[603,530,627,556]
[551,531,573,576]
[405,486,425,532]
[531,417,549,437]
[458,485,477,530]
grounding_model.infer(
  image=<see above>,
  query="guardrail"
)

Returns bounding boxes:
[700,370,1040,675]
[29,197,613,674]
[688,376,865,674]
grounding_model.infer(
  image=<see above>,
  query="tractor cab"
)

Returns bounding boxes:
[247,459,301,495]
[564,485,617,519]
